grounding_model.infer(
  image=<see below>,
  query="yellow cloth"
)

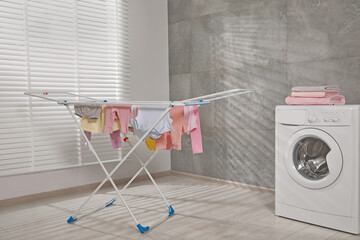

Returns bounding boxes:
[81,105,121,133]
[145,137,156,151]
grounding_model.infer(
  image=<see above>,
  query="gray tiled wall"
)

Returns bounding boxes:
[168,0,360,188]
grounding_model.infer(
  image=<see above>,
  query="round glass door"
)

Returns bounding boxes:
[284,129,343,189]
[293,137,330,180]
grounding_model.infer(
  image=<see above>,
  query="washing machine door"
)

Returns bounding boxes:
[284,128,343,189]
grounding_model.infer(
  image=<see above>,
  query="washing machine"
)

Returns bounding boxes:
[275,105,360,234]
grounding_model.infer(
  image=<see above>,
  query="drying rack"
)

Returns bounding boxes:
[24,88,253,233]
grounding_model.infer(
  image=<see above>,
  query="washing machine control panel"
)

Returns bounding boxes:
[307,109,352,125]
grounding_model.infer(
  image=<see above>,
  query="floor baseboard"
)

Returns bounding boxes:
[0,170,171,207]
[0,170,274,207]
[171,170,275,194]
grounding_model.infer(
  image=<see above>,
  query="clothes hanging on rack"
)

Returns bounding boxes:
[104,105,132,134]
[84,130,122,149]
[84,131,91,147]
[156,106,188,150]
[109,130,122,148]
[74,104,102,120]
[145,137,156,151]
[184,105,197,132]
[78,105,122,148]
[141,105,203,152]
[80,105,121,133]
[189,105,203,154]
[76,103,204,152]
[132,105,174,139]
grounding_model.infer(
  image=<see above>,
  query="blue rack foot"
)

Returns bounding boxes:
[105,198,116,207]
[168,205,175,216]
[137,224,150,233]
[67,216,78,223]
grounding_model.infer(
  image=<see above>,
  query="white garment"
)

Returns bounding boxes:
[133,105,174,139]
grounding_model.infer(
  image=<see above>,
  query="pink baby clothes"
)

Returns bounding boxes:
[104,105,132,134]
[83,130,122,149]
[184,105,197,132]
[190,105,203,154]
[84,131,92,147]
[285,95,346,105]
[110,130,122,149]
[155,106,188,150]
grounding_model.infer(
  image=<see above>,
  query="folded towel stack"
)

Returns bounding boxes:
[285,85,346,105]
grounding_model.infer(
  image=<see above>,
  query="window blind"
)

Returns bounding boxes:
[0,0,130,176]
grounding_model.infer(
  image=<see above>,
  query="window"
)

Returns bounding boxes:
[0,0,130,176]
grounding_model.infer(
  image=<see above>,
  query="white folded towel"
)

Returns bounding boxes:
[291,85,340,92]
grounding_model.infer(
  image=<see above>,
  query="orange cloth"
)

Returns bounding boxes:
[155,106,188,150]
[145,137,156,151]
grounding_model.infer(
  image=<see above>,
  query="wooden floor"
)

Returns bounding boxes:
[0,175,359,240]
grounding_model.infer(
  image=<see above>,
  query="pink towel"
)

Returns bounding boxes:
[285,95,345,105]
[190,105,203,154]
[291,92,339,98]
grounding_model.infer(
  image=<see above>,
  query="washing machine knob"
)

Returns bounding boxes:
[308,115,317,123]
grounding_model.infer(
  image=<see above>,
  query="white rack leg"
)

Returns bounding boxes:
[120,150,159,192]
[65,105,140,226]
[124,135,171,208]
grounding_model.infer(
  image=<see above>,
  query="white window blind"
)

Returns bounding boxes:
[0,0,130,176]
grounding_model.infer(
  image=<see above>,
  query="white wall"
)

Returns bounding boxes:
[129,0,169,101]
[128,0,171,173]
[0,0,170,201]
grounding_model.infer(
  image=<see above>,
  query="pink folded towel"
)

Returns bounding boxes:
[291,91,339,98]
[292,85,339,92]
[285,95,346,105]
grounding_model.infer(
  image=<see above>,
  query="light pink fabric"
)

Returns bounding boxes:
[84,131,92,147]
[285,95,346,105]
[291,91,339,98]
[184,105,197,132]
[104,105,132,134]
[155,106,188,150]
[190,105,203,154]
[109,130,122,149]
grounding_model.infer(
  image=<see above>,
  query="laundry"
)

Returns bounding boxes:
[83,130,122,149]
[80,105,122,148]
[74,104,102,120]
[109,130,122,149]
[291,92,339,98]
[286,85,345,105]
[184,105,197,132]
[84,131,92,147]
[132,105,174,139]
[189,105,203,154]
[156,106,188,150]
[81,105,121,133]
[145,137,156,151]
[104,105,132,134]
[182,105,203,153]
[286,95,345,105]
